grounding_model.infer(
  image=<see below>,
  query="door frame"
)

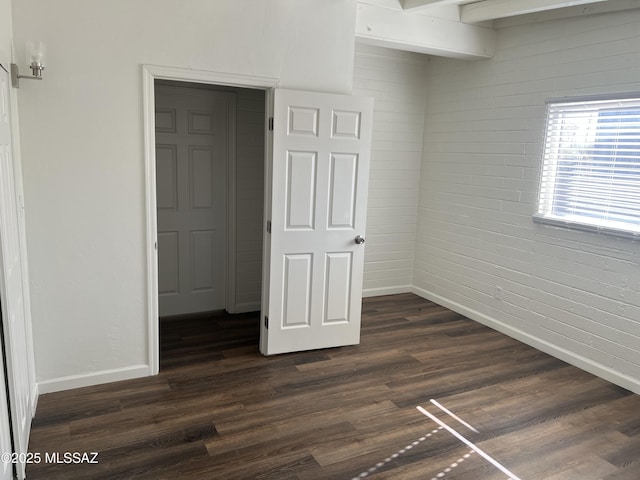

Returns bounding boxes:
[142,65,277,374]
[0,61,37,480]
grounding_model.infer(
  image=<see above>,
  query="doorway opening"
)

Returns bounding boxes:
[143,65,278,374]
[154,80,266,368]
[146,68,374,368]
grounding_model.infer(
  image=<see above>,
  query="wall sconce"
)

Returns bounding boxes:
[11,41,46,88]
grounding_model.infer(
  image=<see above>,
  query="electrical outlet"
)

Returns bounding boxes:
[494,286,503,300]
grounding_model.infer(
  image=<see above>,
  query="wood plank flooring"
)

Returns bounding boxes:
[25,294,640,479]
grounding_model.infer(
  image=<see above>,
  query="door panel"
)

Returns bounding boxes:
[262,89,373,355]
[328,153,358,228]
[282,253,313,328]
[286,151,316,229]
[156,145,178,210]
[324,252,352,323]
[0,64,32,480]
[155,86,234,316]
[190,230,216,291]
[191,147,215,208]
[157,232,179,295]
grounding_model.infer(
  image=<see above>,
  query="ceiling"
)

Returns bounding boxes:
[355,0,639,59]
[399,0,613,23]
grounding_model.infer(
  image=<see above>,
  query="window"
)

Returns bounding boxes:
[534,95,640,238]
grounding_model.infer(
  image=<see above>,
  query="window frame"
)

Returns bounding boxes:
[533,93,640,241]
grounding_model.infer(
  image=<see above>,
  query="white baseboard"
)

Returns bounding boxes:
[363,285,412,298]
[232,302,261,314]
[37,365,150,394]
[411,286,640,395]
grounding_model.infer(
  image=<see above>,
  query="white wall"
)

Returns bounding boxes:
[415,8,640,392]
[0,0,12,64]
[12,0,357,391]
[352,44,427,296]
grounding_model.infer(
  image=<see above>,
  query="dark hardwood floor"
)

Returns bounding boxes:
[26,294,640,479]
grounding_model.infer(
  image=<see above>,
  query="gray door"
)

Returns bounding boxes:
[155,86,235,316]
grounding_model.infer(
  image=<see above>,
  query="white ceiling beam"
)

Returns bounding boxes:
[495,0,640,27]
[461,0,609,23]
[401,0,462,11]
[356,2,495,59]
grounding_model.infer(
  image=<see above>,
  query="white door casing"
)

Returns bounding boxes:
[262,89,373,355]
[0,64,32,480]
[155,86,235,317]
[142,65,278,375]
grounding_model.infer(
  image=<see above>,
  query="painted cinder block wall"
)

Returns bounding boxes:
[353,44,428,297]
[414,8,640,393]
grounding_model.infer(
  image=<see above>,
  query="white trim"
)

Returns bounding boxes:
[143,65,279,90]
[260,89,275,355]
[411,285,640,395]
[233,302,261,314]
[362,285,413,298]
[142,67,159,375]
[37,365,150,394]
[143,65,278,375]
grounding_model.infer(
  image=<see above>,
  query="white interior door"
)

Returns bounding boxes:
[262,88,373,355]
[0,64,31,480]
[155,86,234,317]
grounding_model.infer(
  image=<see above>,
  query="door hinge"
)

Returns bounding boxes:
[267,220,272,234]
[154,241,157,250]
[268,117,274,131]
[264,316,269,329]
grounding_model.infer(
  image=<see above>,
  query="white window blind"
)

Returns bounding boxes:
[534,96,640,238]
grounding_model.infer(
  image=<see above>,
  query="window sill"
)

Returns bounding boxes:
[532,214,640,241]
